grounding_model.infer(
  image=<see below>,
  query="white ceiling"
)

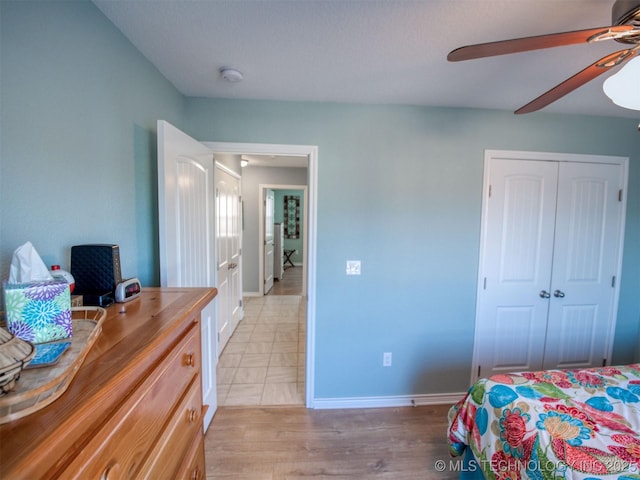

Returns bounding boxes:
[93,0,640,119]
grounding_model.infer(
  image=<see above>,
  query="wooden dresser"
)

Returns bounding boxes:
[0,287,217,479]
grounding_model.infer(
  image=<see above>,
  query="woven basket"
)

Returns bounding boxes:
[0,327,36,395]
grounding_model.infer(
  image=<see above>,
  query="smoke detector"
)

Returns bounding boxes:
[220,67,243,83]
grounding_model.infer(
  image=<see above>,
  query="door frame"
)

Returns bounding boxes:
[258,184,308,297]
[472,149,629,384]
[206,142,318,408]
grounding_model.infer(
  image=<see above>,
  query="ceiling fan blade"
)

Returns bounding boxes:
[447,25,635,61]
[515,48,639,114]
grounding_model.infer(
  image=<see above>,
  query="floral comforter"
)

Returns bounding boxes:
[448,364,640,479]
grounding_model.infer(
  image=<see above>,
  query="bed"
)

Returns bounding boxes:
[447,364,640,479]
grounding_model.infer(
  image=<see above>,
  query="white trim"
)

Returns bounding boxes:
[214,160,242,180]
[206,142,316,157]
[206,142,318,409]
[485,149,629,165]
[312,392,465,410]
[606,157,628,366]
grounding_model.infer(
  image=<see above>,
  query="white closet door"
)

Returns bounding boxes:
[216,168,231,353]
[543,162,624,370]
[228,172,242,335]
[215,164,242,355]
[474,151,627,382]
[476,159,558,377]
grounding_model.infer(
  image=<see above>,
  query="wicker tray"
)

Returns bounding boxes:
[0,328,36,394]
[0,307,106,424]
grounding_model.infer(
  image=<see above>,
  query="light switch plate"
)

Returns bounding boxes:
[346,260,361,275]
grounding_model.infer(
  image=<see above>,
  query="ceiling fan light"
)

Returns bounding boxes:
[603,56,640,111]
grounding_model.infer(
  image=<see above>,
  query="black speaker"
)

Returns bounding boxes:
[71,244,122,305]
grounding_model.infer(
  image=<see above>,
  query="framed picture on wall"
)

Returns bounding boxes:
[284,195,300,239]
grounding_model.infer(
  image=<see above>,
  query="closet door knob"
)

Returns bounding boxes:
[554,290,565,298]
[539,290,551,299]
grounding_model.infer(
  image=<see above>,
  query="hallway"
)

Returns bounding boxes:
[216,267,306,406]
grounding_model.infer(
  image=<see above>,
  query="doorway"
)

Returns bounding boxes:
[205,142,317,408]
[218,181,307,406]
[259,184,308,297]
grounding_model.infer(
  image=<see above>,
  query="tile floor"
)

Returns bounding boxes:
[216,294,306,406]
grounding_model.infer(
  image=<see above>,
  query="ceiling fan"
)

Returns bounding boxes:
[448,0,640,114]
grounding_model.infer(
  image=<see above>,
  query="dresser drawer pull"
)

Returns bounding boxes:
[191,466,203,480]
[100,461,121,480]
[184,352,195,367]
[188,408,198,423]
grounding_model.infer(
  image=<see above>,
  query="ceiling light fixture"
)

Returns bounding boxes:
[603,56,640,111]
[240,159,248,167]
[220,67,243,83]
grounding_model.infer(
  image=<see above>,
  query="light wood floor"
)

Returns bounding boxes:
[204,404,459,479]
[269,266,303,295]
[209,268,460,478]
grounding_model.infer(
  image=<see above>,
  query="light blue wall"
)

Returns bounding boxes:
[0,0,185,286]
[2,1,639,401]
[186,98,640,397]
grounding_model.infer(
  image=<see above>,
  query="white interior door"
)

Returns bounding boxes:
[215,164,242,354]
[475,158,558,377]
[264,188,275,294]
[157,120,217,431]
[228,173,242,332]
[543,162,624,370]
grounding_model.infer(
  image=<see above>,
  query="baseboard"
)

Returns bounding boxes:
[310,392,466,409]
[243,291,261,297]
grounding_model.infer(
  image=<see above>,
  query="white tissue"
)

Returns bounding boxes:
[8,241,54,283]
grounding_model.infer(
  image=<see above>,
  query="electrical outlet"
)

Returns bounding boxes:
[346,260,361,275]
[383,352,392,367]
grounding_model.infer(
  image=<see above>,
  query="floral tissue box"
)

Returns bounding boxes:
[3,280,72,343]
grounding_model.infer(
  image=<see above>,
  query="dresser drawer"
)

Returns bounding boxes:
[61,324,201,479]
[139,373,203,478]
[178,429,206,480]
